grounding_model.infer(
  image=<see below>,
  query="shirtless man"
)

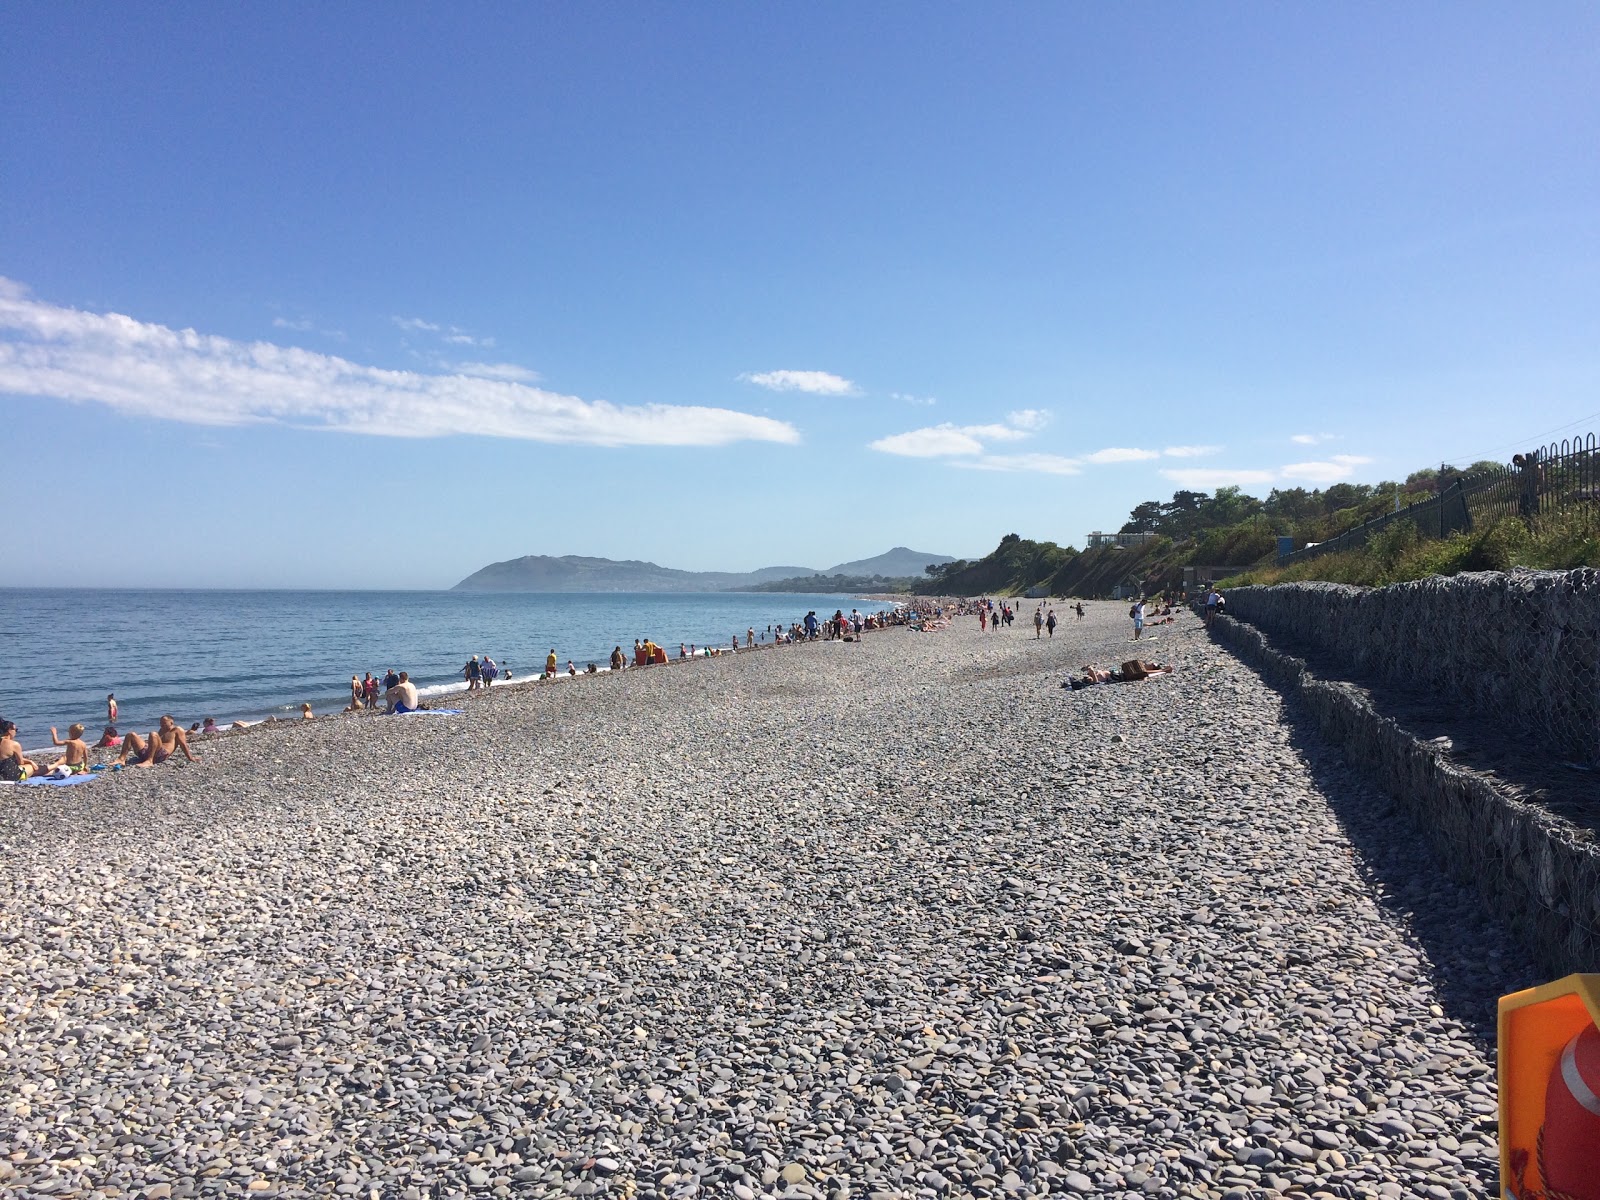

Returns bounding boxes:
[0,720,41,781]
[47,723,91,774]
[387,671,420,713]
[117,715,202,767]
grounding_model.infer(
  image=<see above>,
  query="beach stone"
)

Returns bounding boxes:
[0,608,1526,1200]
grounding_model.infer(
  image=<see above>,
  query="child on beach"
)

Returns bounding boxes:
[46,724,91,775]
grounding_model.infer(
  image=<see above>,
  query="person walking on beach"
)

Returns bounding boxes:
[463,656,481,690]
[1075,601,1085,620]
[611,646,624,671]
[481,656,497,687]
[1046,608,1057,638]
[546,649,558,677]
[1033,608,1044,638]
[363,673,379,709]
[351,675,364,707]
[1131,598,1146,640]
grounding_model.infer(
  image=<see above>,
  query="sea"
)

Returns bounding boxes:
[0,589,898,749]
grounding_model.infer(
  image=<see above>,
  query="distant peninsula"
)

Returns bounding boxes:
[451,547,954,593]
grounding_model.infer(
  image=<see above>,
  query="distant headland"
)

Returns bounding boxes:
[451,547,955,593]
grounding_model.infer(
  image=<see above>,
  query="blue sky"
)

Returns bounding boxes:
[2,5,1597,588]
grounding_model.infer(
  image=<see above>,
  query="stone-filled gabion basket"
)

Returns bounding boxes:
[1210,601,1600,978]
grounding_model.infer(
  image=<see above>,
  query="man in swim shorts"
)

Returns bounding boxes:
[117,715,201,767]
[388,672,420,713]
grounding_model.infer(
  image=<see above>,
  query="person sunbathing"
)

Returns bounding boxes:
[46,724,91,774]
[94,724,122,748]
[0,720,41,781]
[117,715,201,767]
[1119,659,1173,680]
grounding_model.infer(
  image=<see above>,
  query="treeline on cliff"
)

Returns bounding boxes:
[916,461,1516,597]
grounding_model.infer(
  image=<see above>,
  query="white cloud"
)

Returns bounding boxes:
[1005,408,1050,431]
[1160,468,1281,488]
[0,283,800,448]
[869,425,987,457]
[740,369,858,396]
[1084,446,1161,464]
[272,316,313,331]
[953,453,1082,476]
[393,316,494,348]
[1163,444,1221,458]
[961,422,1033,442]
[1291,432,1335,445]
[1280,455,1372,483]
[454,361,542,383]
[393,316,442,334]
[891,391,937,406]
[1162,453,1374,489]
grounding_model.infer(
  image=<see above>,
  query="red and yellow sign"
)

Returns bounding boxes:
[1500,974,1600,1200]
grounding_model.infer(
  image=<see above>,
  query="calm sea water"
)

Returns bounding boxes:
[0,590,894,747]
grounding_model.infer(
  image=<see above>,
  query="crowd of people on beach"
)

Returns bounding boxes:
[3,593,1211,782]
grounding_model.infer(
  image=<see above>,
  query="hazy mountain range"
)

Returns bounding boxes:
[452,547,954,592]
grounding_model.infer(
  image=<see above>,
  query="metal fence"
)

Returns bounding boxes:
[1280,432,1599,565]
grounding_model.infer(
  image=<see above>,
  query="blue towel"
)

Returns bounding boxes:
[21,772,102,787]
[394,708,465,717]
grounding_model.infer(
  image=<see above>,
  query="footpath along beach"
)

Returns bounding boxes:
[0,604,1537,1199]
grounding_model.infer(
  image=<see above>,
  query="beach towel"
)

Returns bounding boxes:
[20,772,103,787]
[393,708,465,717]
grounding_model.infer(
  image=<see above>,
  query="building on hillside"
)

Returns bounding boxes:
[1085,531,1158,549]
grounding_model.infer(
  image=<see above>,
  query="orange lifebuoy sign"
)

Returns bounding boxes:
[1500,974,1600,1199]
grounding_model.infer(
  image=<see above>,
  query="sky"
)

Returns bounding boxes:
[2,4,1597,588]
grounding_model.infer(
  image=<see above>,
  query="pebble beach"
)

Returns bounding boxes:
[0,604,1537,1199]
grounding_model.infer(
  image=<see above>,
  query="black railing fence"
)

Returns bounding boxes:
[1280,432,1599,565]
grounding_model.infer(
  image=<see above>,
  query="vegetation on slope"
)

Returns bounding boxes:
[910,457,1596,598]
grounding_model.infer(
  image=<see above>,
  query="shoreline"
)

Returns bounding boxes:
[12,597,966,763]
[7,591,941,756]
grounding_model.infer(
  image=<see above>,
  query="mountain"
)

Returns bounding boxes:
[451,547,957,592]
[451,554,818,593]
[821,547,955,577]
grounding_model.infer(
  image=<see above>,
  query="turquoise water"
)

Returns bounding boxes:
[0,590,894,746]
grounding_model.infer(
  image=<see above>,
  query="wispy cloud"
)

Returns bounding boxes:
[1162,444,1221,458]
[393,316,442,334]
[1006,408,1050,431]
[891,391,937,406]
[1281,454,1372,483]
[454,361,541,383]
[869,409,1051,462]
[272,315,346,341]
[869,425,987,457]
[393,315,494,348]
[0,282,799,448]
[953,453,1081,476]
[1291,432,1336,445]
[1163,454,1373,490]
[740,369,858,396]
[1160,468,1281,488]
[1083,446,1161,464]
